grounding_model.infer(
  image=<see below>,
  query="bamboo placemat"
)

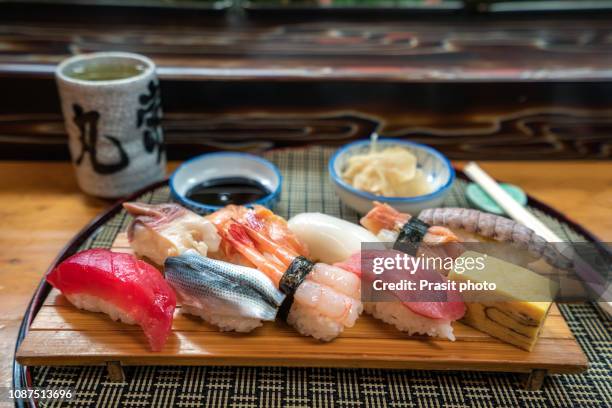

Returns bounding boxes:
[30,147,610,408]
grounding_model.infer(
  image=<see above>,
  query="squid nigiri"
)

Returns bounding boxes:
[287,212,378,264]
[123,202,221,265]
[46,249,176,351]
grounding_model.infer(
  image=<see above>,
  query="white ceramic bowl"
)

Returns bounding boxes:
[329,139,455,215]
[170,152,282,214]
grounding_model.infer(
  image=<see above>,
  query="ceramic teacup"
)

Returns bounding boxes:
[56,52,166,198]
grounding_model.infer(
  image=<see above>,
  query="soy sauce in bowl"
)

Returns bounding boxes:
[185,177,271,206]
[170,152,282,214]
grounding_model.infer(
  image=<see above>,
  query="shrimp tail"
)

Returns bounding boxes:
[360,202,410,234]
[223,221,286,286]
[238,220,298,266]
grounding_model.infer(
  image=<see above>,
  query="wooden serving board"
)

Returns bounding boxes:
[16,233,588,389]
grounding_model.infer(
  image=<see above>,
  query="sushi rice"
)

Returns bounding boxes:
[66,293,138,326]
[365,302,456,341]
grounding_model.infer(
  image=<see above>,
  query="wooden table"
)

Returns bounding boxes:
[1,160,611,388]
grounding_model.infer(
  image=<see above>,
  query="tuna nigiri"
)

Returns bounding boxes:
[335,251,465,341]
[46,249,176,351]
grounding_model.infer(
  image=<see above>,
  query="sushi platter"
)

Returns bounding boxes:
[16,210,587,390]
[15,142,595,391]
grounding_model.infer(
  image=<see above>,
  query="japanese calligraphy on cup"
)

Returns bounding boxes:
[56,52,165,198]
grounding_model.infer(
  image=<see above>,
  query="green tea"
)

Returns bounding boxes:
[65,61,146,81]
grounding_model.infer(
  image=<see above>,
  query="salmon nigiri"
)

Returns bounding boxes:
[47,249,176,351]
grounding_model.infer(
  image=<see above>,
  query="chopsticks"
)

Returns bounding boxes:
[463,162,612,317]
[464,162,563,242]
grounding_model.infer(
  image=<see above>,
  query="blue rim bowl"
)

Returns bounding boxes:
[170,152,282,214]
[329,139,455,214]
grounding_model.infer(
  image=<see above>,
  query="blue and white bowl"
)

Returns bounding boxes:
[329,139,455,215]
[170,152,282,214]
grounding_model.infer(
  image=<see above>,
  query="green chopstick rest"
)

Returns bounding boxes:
[465,182,527,215]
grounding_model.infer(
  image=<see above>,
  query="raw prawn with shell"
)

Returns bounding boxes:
[360,202,461,245]
[206,204,309,266]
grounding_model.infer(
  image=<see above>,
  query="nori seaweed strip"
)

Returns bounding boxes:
[393,218,431,255]
[277,256,314,321]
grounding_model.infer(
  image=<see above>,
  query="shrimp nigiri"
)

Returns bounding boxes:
[222,220,362,341]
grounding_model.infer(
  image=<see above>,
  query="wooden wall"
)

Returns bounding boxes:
[1,4,611,159]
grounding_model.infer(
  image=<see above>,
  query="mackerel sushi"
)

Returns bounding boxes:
[164,250,285,333]
[46,248,177,351]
